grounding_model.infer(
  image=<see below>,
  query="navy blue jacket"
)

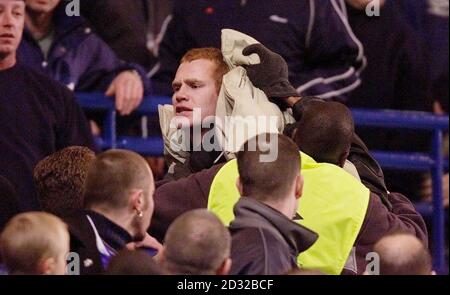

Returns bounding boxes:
[152,0,365,101]
[0,63,96,211]
[17,6,151,94]
[397,0,449,111]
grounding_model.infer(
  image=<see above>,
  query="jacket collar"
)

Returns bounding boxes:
[85,210,133,252]
[229,197,318,254]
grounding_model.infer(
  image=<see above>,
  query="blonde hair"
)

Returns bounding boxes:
[180,48,230,92]
[0,212,68,274]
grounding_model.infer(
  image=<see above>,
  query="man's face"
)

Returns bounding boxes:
[136,166,155,240]
[0,0,25,58]
[172,59,219,127]
[25,0,60,13]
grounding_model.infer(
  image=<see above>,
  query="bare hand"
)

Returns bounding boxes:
[106,71,144,116]
[127,233,163,252]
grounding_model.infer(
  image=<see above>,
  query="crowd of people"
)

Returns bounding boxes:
[0,0,448,275]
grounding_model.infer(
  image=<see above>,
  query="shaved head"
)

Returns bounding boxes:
[293,99,354,167]
[163,209,231,275]
[83,150,155,241]
[84,149,154,210]
[237,133,301,201]
[374,233,432,275]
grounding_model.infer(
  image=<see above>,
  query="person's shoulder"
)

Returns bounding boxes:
[158,163,224,191]
[63,211,91,238]
[62,211,104,274]
[64,212,98,250]
[231,227,263,241]
[194,163,224,181]
[18,63,72,96]
[230,227,291,275]
[232,226,286,251]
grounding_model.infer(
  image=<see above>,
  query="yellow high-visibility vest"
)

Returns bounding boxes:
[208,152,370,275]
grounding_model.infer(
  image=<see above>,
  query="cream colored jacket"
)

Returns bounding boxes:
[158,29,295,166]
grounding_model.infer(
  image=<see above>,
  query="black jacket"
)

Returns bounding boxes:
[229,198,318,275]
[0,63,95,211]
[64,211,133,275]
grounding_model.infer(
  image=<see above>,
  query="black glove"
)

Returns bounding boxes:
[188,149,226,173]
[242,44,298,100]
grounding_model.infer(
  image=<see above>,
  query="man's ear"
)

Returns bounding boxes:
[216,258,232,275]
[236,177,244,196]
[38,257,56,275]
[295,174,304,200]
[339,147,350,168]
[131,189,145,212]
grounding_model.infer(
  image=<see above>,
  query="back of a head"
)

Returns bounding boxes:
[0,212,68,275]
[163,209,231,275]
[237,133,300,201]
[181,47,230,91]
[33,146,95,217]
[0,175,21,233]
[374,233,432,275]
[106,249,165,275]
[293,99,354,166]
[84,150,153,210]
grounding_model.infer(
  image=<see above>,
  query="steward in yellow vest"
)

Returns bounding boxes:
[225,134,319,275]
[208,151,369,275]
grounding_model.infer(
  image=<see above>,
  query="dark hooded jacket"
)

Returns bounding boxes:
[64,211,133,275]
[229,197,318,275]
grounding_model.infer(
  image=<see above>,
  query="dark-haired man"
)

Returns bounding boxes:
[290,99,428,274]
